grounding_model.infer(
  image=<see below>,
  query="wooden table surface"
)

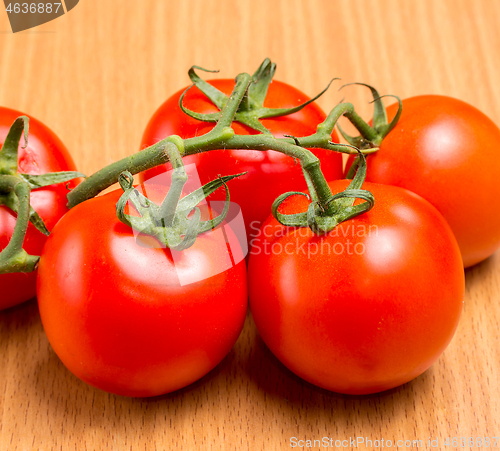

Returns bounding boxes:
[1,1,500,450]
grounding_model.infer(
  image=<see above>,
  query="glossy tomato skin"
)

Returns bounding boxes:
[140,79,343,241]
[0,107,77,310]
[37,188,248,397]
[248,180,464,395]
[346,95,500,267]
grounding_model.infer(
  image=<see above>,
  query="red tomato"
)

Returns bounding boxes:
[248,180,464,395]
[140,79,343,242]
[346,95,500,267]
[37,186,248,397]
[0,107,77,310]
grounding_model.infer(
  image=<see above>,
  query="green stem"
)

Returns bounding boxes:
[0,176,38,274]
[67,75,253,209]
[214,73,253,130]
[67,129,338,214]
[68,80,374,216]
[67,137,175,208]
[317,102,355,136]
[343,109,379,143]
[157,140,188,226]
[213,134,334,212]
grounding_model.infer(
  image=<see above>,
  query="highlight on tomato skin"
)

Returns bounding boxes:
[345,95,500,268]
[248,180,465,395]
[36,186,248,398]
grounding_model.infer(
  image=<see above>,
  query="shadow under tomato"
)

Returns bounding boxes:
[0,298,43,351]
[27,316,249,430]
[0,296,39,329]
[464,251,499,288]
[11,305,439,439]
[242,313,432,419]
[138,346,241,402]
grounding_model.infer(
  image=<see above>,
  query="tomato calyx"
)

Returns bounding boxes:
[0,116,84,274]
[272,150,374,233]
[338,83,403,179]
[116,171,242,251]
[338,83,403,147]
[115,143,245,251]
[179,58,336,134]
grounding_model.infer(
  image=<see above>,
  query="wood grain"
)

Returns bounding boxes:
[1,1,500,449]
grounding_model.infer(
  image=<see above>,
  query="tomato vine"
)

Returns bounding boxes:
[0,59,383,275]
[0,116,83,275]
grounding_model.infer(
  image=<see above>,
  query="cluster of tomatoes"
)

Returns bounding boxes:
[2,65,500,397]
